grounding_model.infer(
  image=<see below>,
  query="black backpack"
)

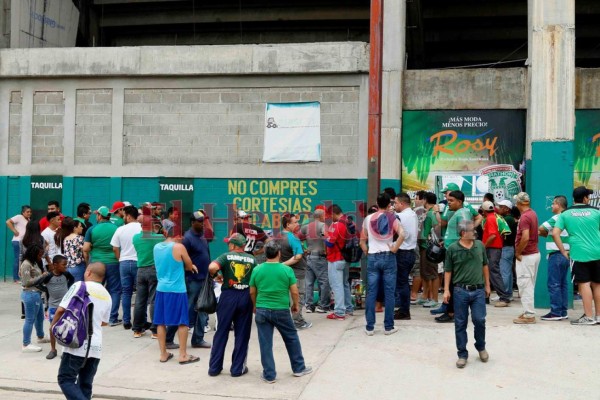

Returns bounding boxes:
[338,217,363,263]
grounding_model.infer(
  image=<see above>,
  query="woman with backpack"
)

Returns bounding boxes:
[19,243,50,353]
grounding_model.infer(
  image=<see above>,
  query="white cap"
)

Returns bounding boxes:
[236,210,249,218]
[481,201,495,212]
[497,200,513,208]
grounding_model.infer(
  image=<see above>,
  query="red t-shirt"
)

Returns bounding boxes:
[482,213,503,249]
[326,216,348,263]
[515,208,539,255]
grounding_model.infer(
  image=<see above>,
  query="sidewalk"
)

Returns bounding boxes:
[0,282,597,400]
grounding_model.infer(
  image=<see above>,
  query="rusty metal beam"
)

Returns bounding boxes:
[368,0,383,205]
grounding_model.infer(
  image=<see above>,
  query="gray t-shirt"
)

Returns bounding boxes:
[300,220,326,256]
[45,273,74,308]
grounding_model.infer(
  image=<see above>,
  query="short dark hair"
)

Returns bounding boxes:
[383,187,397,199]
[415,190,426,201]
[77,203,91,218]
[46,211,60,221]
[554,195,568,210]
[52,254,67,264]
[424,192,437,205]
[329,204,343,215]
[167,207,179,215]
[21,205,31,213]
[123,205,139,219]
[396,192,411,205]
[282,213,296,229]
[265,240,281,259]
[48,200,60,208]
[484,193,495,203]
[448,190,465,203]
[377,192,391,209]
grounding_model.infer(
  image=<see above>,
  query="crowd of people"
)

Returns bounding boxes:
[5,183,600,397]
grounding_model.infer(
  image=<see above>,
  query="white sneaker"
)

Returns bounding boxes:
[293,366,313,377]
[204,325,211,333]
[384,327,399,336]
[364,328,374,336]
[490,295,500,302]
[22,344,42,353]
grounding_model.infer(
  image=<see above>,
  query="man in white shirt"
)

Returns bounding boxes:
[110,206,142,330]
[360,192,405,335]
[42,212,63,265]
[393,193,419,320]
[6,205,32,282]
[55,262,111,400]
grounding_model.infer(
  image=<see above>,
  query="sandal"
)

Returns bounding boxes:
[160,353,174,363]
[179,355,200,365]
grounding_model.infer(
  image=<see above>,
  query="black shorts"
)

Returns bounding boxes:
[572,260,600,284]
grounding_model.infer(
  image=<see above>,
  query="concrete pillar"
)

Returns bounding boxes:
[380,0,405,192]
[527,0,575,309]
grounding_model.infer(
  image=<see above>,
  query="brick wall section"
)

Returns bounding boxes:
[75,89,113,165]
[8,91,21,164]
[123,87,359,165]
[32,91,65,164]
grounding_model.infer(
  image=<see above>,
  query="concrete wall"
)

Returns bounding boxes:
[0,43,370,179]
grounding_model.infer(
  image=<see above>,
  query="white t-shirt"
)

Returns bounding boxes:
[10,214,29,242]
[396,208,418,250]
[110,222,142,262]
[42,227,62,259]
[60,281,111,359]
[364,212,398,254]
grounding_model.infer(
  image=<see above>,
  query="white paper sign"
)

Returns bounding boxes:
[262,102,321,162]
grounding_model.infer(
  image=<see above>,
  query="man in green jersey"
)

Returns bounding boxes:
[552,186,600,325]
[250,240,312,383]
[538,195,570,321]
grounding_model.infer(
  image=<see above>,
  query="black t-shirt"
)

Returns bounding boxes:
[233,222,267,254]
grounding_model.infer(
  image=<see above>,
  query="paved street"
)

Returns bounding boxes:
[0,282,597,400]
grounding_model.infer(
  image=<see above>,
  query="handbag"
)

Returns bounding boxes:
[195,276,217,314]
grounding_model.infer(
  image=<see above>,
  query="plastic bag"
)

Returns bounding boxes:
[195,276,217,314]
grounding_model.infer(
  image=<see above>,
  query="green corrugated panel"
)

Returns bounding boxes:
[62,177,75,217]
[122,178,159,208]
[73,177,112,213]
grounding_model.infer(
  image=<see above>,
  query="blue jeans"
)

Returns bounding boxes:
[255,308,306,381]
[305,256,331,308]
[69,263,87,282]
[453,287,486,359]
[547,252,570,317]
[58,352,100,400]
[119,260,138,324]
[104,263,121,323]
[365,252,397,331]
[12,241,20,281]
[21,290,45,346]
[500,246,514,296]
[395,250,416,312]
[186,279,208,345]
[327,260,353,317]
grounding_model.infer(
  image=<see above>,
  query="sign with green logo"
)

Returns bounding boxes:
[574,110,600,207]
[30,175,63,221]
[402,110,526,201]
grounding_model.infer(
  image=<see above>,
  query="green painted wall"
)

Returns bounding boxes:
[530,141,574,309]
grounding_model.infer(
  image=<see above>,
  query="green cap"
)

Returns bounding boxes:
[442,183,460,193]
[224,233,246,247]
[95,206,111,218]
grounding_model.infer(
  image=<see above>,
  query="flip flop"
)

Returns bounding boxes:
[179,355,200,365]
[160,353,174,363]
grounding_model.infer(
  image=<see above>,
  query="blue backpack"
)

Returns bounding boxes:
[51,283,94,359]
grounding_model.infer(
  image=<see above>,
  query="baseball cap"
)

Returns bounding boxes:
[442,183,460,193]
[95,206,111,218]
[497,200,513,208]
[514,192,531,204]
[191,210,206,222]
[573,186,593,200]
[224,233,246,247]
[236,210,250,219]
[481,201,495,212]
[110,201,125,213]
[123,201,131,207]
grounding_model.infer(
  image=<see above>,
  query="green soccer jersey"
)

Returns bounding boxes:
[133,231,165,267]
[420,208,439,248]
[542,214,569,254]
[110,216,125,227]
[444,207,472,247]
[214,251,257,290]
[249,262,297,310]
[85,221,118,264]
[555,205,600,262]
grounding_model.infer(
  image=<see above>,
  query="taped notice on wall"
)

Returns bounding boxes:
[262,102,321,163]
